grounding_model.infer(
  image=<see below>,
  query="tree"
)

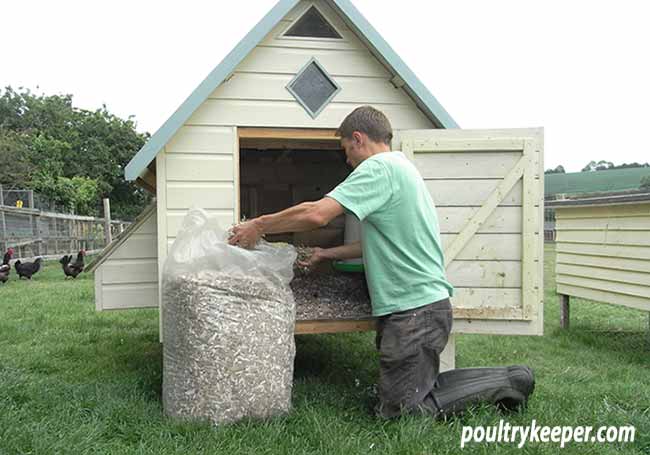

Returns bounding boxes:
[0,130,32,186]
[581,160,615,172]
[0,86,151,219]
[641,175,650,191]
[581,160,650,172]
[608,162,650,170]
[545,165,566,174]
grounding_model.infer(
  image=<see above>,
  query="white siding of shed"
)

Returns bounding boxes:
[95,209,158,311]
[157,126,239,249]
[153,0,438,341]
[555,202,650,312]
[155,0,437,274]
[155,126,239,341]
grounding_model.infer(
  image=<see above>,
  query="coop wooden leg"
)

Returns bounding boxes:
[559,294,570,329]
[440,334,455,372]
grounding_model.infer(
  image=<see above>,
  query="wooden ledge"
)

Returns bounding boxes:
[295,318,376,335]
[238,127,339,141]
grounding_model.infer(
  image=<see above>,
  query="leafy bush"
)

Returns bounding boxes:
[0,86,151,219]
[641,175,650,190]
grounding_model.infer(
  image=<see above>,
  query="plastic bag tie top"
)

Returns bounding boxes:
[165,208,297,287]
[162,208,297,425]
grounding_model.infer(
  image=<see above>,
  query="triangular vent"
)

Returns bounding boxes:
[284,6,342,39]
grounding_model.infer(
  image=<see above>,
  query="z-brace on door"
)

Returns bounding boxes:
[393,128,544,329]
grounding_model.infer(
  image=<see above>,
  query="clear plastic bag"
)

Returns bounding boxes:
[162,208,297,425]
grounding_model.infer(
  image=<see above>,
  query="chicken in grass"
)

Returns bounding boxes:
[60,250,85,279]
[0,248,14,284]
[14,257,42,280]
[59,255,72,277]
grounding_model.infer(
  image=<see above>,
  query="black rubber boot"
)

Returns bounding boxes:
[420,365,535,418]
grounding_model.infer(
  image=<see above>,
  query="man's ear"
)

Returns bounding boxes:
[352,131,364,145]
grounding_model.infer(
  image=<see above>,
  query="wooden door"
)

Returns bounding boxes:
[393,128,544,335]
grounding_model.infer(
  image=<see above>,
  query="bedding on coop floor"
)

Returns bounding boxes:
[291,271,371,320]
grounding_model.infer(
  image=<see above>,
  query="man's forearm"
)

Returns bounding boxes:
[321,242,362,260]
[254,202,325,235]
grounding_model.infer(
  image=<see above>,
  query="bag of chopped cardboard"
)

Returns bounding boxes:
[161,208,297,425]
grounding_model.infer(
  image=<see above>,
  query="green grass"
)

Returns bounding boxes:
[0,246,648,454]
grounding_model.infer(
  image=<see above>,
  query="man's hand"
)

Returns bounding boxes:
[227,198,344,249]
[297,247,327,270]
[228,219,264,249]
[296,242,362,271]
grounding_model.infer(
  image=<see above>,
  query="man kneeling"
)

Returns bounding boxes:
[229,106,535,418]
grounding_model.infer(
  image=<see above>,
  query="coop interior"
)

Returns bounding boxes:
[239,136,350,247]
[238,131,371,321]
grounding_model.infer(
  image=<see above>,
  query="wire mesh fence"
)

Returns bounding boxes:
[0,186,130,259]
[0,187,71,212]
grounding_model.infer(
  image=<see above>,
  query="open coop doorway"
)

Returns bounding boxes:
[238,127,373,333]
[238,128,350,248]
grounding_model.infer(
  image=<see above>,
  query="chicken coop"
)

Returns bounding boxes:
[550,193,650,328]
[87,0,545,370]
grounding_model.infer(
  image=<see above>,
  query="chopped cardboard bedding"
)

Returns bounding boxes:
[292,246,372,320]
[163,270,295,425]
[162,211,300,426]
[291,271,372,320]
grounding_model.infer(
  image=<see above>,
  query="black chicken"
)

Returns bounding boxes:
[15,257,42,280]
[0,248,14,284]
[60,250,85,279]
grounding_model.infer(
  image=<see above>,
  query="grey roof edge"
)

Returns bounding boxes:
[547,192,650,208]
[86,202,157,273]
[331,0,459,130]
[125,0,458,181]
[125,0,301,181]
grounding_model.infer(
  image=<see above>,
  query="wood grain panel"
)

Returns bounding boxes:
[166,126,237,155]
[166,182,235,210]
[438,207,522,234]
[557,252,650,273]
[556,283,650,312]
[102,284,159,310]
[556,242,650,260]
[186,100,432,130]
[212,73,410,105]
[101,259,158,285]
[165,154,234,182]
[427,180,523,207]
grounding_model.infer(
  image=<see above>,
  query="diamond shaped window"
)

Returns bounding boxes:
[287,59,340,118]
[284,6,342,39]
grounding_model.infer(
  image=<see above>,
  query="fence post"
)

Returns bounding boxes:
[103,198,112,246]
[33,213,40,256]
[0,184,6,252]
[54,218,59,254]
[69,219,73,252]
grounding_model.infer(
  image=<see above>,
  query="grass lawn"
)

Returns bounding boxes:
[0,245,648,454]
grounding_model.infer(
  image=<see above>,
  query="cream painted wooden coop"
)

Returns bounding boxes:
[550,194,650,328]
[87,0,545,369]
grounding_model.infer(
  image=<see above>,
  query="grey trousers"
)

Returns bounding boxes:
[374,298,534,419]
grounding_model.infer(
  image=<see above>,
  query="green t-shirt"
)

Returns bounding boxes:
[326,151,453,316]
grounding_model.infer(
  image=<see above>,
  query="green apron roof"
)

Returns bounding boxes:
[545,167,650,197]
